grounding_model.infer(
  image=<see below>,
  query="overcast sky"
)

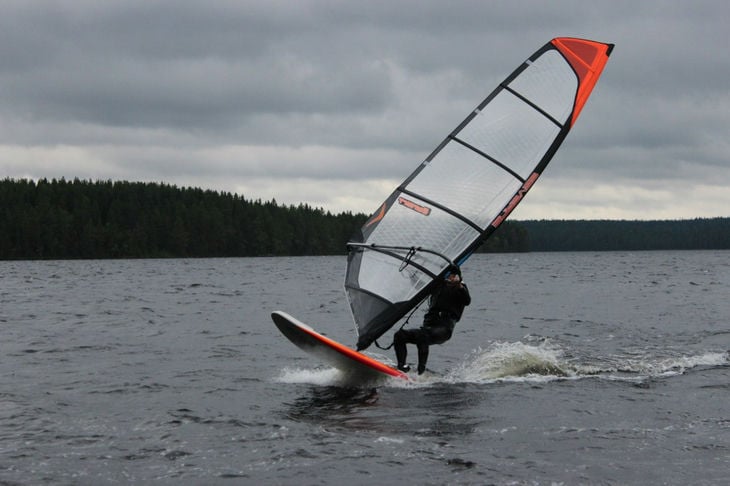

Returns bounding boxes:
[2,0,728,220]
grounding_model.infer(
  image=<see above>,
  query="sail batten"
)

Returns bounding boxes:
[398,187,485,234]
[504,85,564,128]
[450,135,526,183]
[346,37,613,350]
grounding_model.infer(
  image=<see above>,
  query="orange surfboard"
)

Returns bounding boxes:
[271,311,409,381]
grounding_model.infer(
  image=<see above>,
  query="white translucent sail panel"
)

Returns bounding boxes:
[509,50,579,123]
[356,199,482,304]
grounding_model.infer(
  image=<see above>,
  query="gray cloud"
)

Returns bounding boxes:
[1,0,729,218]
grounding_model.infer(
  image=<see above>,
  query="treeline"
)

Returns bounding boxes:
[0,178,526,259]
[0,178,367,259]
[521,219,730,251]
[2,178,728,260]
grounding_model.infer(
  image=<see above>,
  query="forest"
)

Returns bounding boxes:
[1,178,363,259]
[1,178,728,260]
[521,218,730,251]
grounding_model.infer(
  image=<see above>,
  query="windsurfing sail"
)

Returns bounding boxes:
[346,37,614,350]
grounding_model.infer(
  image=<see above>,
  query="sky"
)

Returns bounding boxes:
[1,0,729,220]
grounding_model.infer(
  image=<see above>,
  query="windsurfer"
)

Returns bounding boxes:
[394,266,471,374]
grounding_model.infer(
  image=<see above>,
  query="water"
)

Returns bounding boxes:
[1,252,728,485]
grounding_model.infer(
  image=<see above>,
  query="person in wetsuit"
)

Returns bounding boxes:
[394,266,471,374]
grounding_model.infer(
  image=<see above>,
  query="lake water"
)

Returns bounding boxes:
[1,251,728,485]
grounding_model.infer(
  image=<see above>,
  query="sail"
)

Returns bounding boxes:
[346,37,614,350]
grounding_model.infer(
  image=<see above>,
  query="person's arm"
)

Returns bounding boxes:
[460,282,471,306]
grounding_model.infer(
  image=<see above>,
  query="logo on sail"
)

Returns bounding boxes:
[364,202,387,227]
[398,197,431,216]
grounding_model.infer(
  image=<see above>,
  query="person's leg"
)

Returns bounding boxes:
[417,323,454,374]
[416,342,429,374]
[394,328,418,371]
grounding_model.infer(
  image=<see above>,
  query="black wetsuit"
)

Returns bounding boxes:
[394,279,471,374]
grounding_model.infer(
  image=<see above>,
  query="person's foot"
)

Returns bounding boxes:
[397,364,411,372]
[417,364,426,375]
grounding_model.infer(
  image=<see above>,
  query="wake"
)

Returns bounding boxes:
[275,342,729,388]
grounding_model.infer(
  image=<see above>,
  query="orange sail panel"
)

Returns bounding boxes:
[552,37,614,127]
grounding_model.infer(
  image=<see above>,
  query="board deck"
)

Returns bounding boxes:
[271,311,409,381]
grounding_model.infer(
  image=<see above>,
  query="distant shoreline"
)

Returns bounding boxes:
[2,178,729,259]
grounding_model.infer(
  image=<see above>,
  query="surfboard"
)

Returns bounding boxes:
[271,311,409,381]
